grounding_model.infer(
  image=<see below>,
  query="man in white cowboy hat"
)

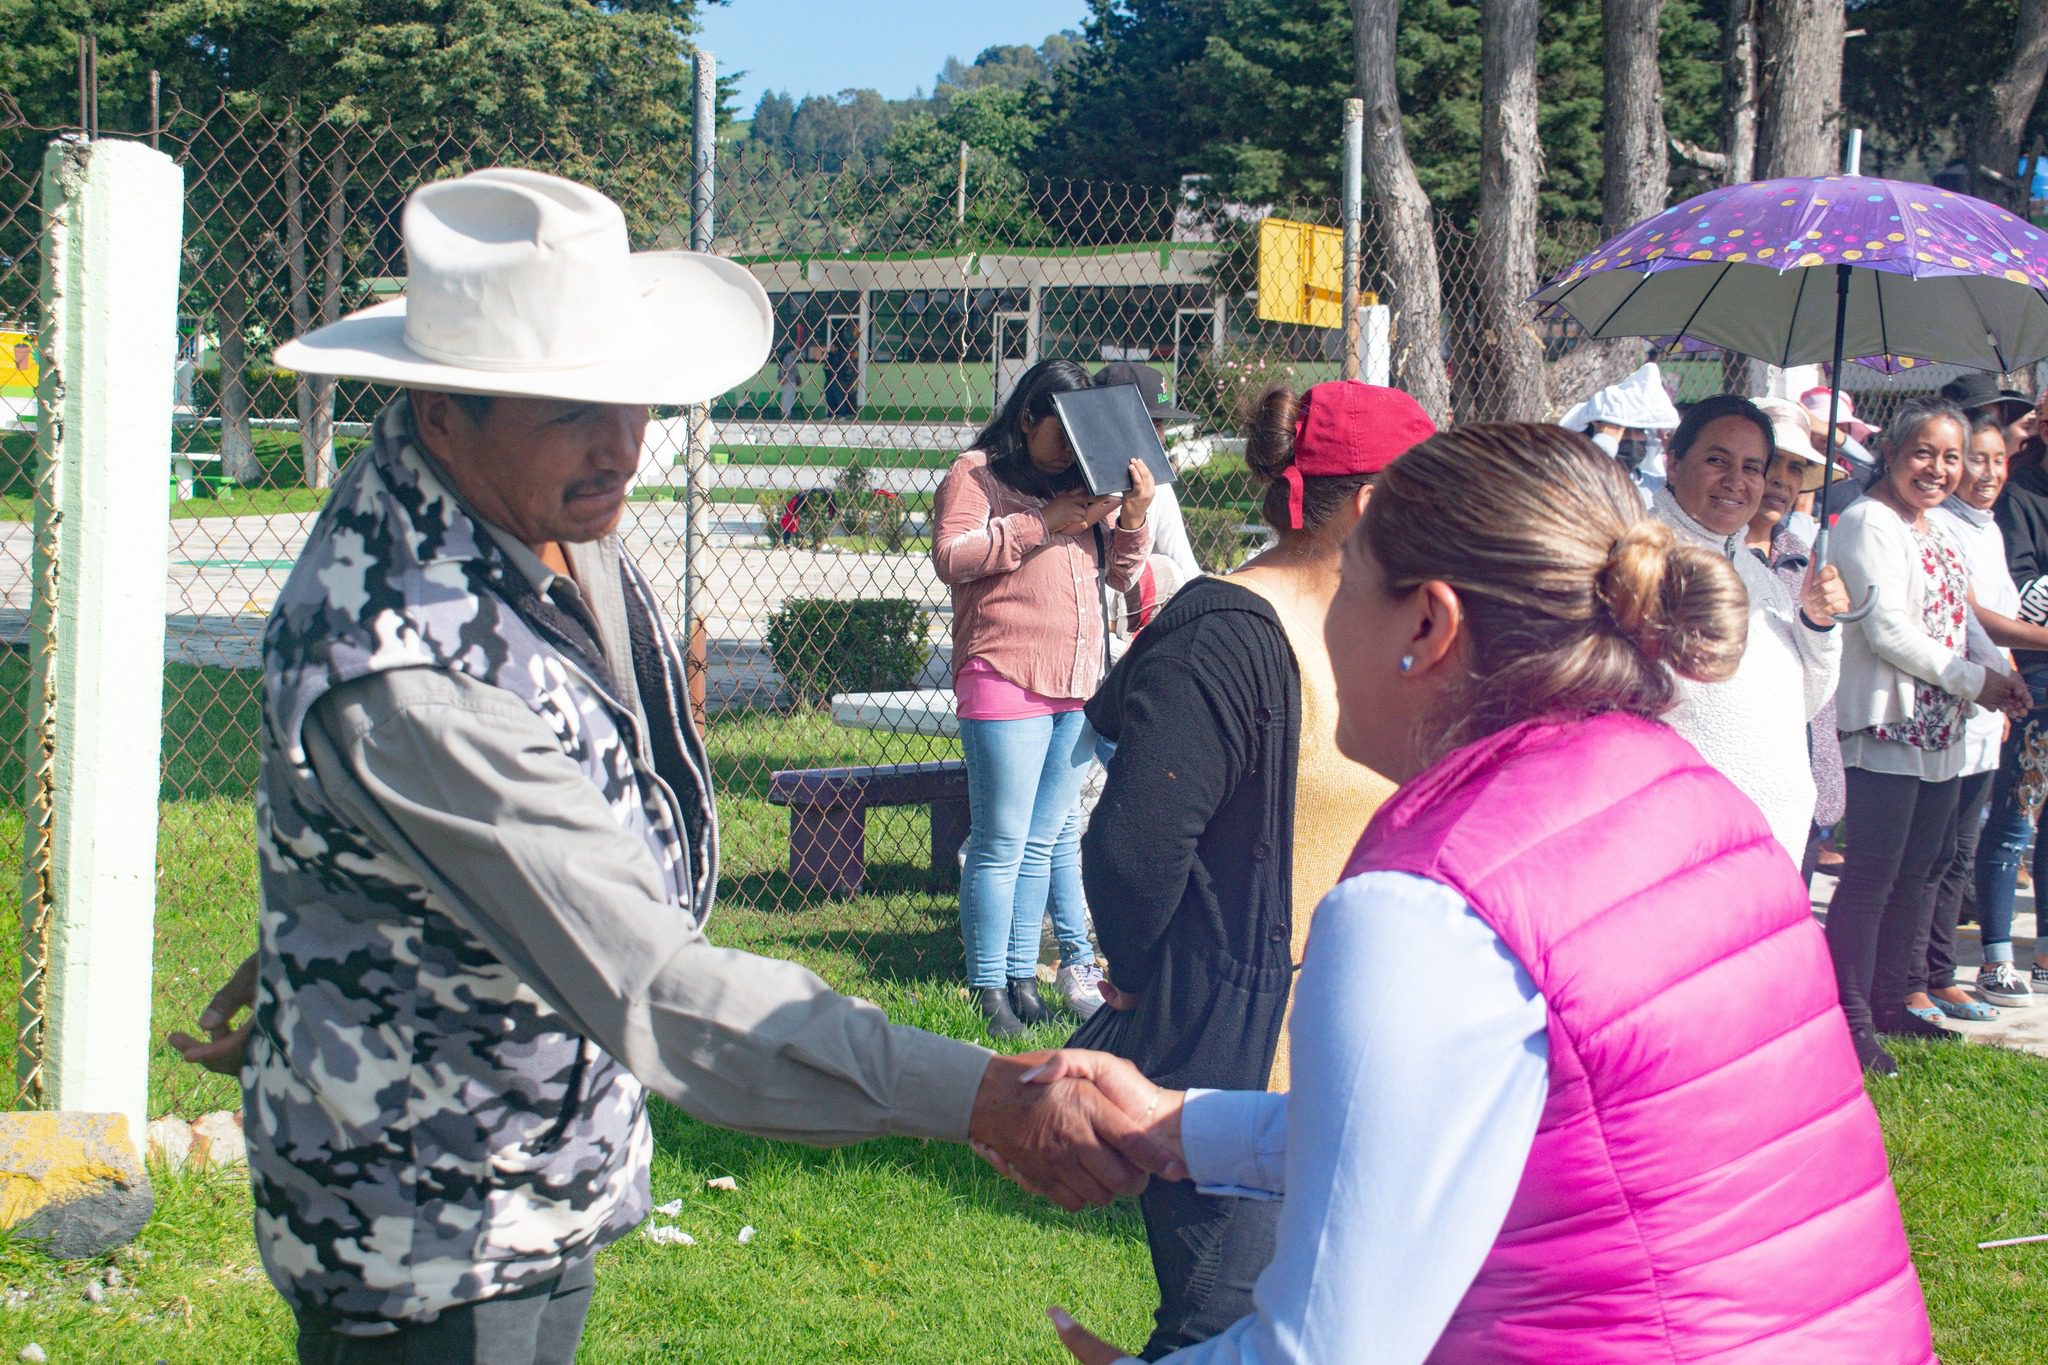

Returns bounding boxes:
[166,168,1176,1362]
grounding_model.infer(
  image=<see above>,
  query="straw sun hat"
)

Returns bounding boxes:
[274,168,773,406]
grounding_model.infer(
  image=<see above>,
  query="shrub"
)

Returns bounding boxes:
[1183,506,1259,573]
[793,490,836,551]
[757,492,787,547]
[875,492,911,553]
[1178,344,1299,432]
[834,462,875,535]
[766,596,930,707]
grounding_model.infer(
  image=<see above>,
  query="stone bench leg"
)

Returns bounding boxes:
[788,799,867,896]
[928,796,971,889]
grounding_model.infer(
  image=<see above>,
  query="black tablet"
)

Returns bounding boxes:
[1051,384,1178,496]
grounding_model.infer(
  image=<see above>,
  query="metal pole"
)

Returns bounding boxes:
[1816,262,1877,622]
[1342,98,1364,381]
[956,140,968,226]
[683,48,716,637]
[77,37,87,135]
[149,71,160,150]
[1845,127,1863,177]
[88,36,98,141]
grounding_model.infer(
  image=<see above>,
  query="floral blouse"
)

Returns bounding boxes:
[1867,523,1970,752]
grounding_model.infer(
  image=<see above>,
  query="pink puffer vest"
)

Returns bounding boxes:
[1346,713,1934,1364]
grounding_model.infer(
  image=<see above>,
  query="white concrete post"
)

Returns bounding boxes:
[30,137,182,1146]
[1359,304,1392,386]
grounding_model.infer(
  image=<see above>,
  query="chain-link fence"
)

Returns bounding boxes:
[0,92,1994,1118]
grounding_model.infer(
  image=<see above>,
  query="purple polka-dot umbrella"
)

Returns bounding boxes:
[1531,174,2048,619]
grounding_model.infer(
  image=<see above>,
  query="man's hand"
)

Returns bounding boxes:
[1016,1048,1184,1173]
[967,1051,1185,1211]
[166,952,258,1076]
[1049,1306,1135,1363]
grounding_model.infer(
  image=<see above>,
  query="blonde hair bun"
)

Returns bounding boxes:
[1598,520,1746,682]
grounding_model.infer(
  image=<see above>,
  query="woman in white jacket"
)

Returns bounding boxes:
[1652,395,1847,866]
[1829,397,2032,1075]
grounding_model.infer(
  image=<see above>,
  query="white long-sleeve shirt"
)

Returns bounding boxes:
[1653,488,1841,863]
[1159,872,1550,1364]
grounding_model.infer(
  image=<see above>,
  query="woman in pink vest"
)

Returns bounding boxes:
[1047,423,1933,1364]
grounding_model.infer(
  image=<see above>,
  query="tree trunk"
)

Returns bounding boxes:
[1755,0,1843,179]
[1548,0,1669,420]
[1966,0,2048,211]
[301,144,351,488]
[1474,0,1546,421]
[217,255,259,486]
[1604,0,1668,231]
[1351,0,1451,424]
[284,129,317,487]
[1722,0,1758,184]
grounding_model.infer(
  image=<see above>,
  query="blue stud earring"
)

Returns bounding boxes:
[1398,655,1415,673]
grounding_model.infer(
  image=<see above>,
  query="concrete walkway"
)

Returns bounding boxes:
[1810,870,2048,1058]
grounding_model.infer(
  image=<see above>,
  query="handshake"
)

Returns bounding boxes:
[964,1048,1188,1211]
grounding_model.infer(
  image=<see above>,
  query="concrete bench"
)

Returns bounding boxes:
[170,450,221,499]
[767,760,969,896]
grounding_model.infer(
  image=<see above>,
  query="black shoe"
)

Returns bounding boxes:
[1007,977,1050,1026]
[1852,1028,1899,1077]
[976,987,1026,1039]
[1876,1009,1960,1043]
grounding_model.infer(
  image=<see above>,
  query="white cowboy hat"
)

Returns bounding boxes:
[1559,362,1683,433]
[273,167,772,406]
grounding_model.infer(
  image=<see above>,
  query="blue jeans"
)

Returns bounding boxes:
[958,710,1097,988]
[1974,671,2048,965]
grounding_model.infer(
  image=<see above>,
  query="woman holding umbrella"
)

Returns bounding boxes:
[1829,398,2030,1073]
[1651,394,1847,866]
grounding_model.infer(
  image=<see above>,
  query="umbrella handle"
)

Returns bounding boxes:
[1833,586,1878,624]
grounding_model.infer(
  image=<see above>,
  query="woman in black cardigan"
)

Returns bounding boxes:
[1070,381,1434,1357]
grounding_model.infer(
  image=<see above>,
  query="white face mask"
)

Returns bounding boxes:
[1639,433,1668,478]
[1591,430,1622,458]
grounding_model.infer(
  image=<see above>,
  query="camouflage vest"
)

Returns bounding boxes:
[247,399,716,1326]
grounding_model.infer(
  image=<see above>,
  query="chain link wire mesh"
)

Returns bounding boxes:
[0,95,1985,1117]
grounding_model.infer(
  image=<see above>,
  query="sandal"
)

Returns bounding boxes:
[1932,994,1998,1023]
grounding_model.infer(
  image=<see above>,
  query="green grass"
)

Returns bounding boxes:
[8,662,2039,1361]
[713,444,955,470]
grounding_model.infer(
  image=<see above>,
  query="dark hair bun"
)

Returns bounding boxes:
[1240,383,1300,484]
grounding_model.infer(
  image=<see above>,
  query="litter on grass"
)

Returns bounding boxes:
[706,1176,738,1192]
[644,1225,697,1247]
[738,1225,757,1244]
[652,1198,685,1216]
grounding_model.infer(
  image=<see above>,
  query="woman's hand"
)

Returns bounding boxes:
[1119,460,1156,530]
[1097,976,1138,1012]
[1978,669,2033,718]
[1800,562,1850,627]
[1049,1306,1135,1363]
[1043,492,1120,537]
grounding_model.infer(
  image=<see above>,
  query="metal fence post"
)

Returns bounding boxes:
[682,48,717,638]
[1342,98,1364,382]
[26,137,182,1144]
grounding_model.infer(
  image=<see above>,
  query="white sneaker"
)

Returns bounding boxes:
[1056,961,1105,1020]
[1978,962,2034,1008]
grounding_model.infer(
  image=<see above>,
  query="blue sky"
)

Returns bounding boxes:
[694,0,1093,113]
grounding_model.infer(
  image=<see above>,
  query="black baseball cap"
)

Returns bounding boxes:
[1093,361,1196,422]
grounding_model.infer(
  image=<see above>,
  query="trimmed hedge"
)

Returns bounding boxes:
[766,596,930,707]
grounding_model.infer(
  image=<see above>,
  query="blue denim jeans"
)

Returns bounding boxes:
[1973,669,2048,965]
[958,710,1097,988]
